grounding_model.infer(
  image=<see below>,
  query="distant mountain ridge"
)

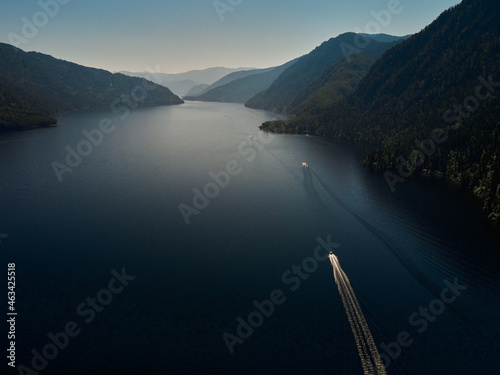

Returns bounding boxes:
[185,83,210,97]
[0,43,183,130]
[154,79,199,97]
[184,59,299,103]
[120,67,256,96]
[191,67,278,97]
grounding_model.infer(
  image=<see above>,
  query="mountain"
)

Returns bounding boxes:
[288,53,374,114]
[157,79,199,97]
[194,67,277,96]
[359,33,412,43]
[184,59,298,103]
[0,77,57,130]
[184,83,210,97]
[120,67,255,96]
[156,67,255,85]
[245,32,404,113]
[261,0,500,224]
[0,43,183,131]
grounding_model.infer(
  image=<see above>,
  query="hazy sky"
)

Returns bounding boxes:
[0,0,460,74]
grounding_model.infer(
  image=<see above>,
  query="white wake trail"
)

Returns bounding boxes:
[330,254,387,375]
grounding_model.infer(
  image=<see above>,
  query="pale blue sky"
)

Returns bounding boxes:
[0,0,460,73]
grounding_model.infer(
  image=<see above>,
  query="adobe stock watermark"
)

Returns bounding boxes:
[341,0,403,62]
[178,131,273,224]
[213,0,243,21]
[384,74,500,192]
[379,278,467,370]
[16,268,135,375]
[51,65,164,183]
[222,235,340,354]
[7,0,71,49]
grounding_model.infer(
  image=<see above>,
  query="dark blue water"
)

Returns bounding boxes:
[1,102,498,375]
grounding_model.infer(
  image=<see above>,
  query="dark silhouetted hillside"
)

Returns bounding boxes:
[0,43,183,130]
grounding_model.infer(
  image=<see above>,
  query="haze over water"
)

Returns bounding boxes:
[0,102,498,374]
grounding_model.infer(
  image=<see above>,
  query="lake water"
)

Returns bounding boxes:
[0,102,499,374]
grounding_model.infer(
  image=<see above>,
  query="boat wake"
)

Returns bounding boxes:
[329,253,387,375]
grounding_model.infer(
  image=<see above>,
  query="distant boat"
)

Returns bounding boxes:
[249,135,253,139]
[302,162,308,168]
